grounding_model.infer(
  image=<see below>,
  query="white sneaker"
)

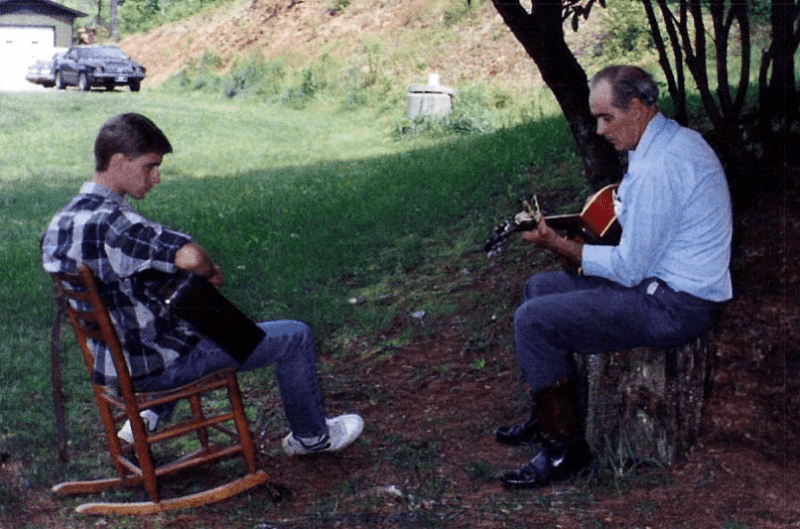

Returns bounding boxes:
[117,409,160,444]
[282,414,364,456]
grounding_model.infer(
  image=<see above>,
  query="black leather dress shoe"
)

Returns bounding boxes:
[495,414,541,446]
[500,438,591,489]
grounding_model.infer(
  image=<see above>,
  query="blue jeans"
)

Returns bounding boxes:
[514,271,718,393]
[136,320,327,438]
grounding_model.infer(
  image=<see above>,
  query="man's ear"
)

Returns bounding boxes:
[628,97,645,117]
[94,152,128,193]
[107,152,128,170]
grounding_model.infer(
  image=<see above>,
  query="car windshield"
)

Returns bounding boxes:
[87,47,129,60]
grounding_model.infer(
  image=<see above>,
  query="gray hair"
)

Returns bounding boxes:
[591,65,658,110]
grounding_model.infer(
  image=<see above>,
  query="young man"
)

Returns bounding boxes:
[497,65,732,488]
[42,113,363,456]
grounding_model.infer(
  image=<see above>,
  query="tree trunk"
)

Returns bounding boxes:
[489,0,623,188]
[574,336,709,465]
[759,0,799,166]
[642,0,687,125]
[110,0,119,41]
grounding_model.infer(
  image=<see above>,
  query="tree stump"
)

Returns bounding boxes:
[574,335,709,465]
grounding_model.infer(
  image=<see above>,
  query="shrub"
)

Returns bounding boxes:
[225,55,286,98]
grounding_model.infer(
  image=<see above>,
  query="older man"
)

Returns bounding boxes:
[497,65,732,488]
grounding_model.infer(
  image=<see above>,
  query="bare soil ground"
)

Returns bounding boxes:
[5,1,799,526]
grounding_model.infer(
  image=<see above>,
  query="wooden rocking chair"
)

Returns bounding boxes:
[50,265,268,515]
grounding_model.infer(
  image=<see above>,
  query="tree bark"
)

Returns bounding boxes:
[574,336,709,465]
[110,0,119,41]
[643,0,687,124]
[489,0,623,188]
[759,0,800,166]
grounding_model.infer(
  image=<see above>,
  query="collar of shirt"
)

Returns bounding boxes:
[80,181,127,206]
[629,112,667,167]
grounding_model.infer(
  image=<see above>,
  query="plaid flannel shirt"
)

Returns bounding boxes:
[42,182,200,388]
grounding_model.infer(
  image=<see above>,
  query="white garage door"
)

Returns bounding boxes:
[0,26,56,90]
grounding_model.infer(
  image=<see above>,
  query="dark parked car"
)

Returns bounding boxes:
[54,46,146,92]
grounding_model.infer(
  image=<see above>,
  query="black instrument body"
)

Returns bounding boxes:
[158,273,265,364]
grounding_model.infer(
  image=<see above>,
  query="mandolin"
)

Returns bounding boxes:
[485,184,621,257]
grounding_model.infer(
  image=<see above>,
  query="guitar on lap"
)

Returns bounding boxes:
[149,272,266,364]
[485,184,621,258]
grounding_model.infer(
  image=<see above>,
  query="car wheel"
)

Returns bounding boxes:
[78,73,90,91]
[129,80,141,92]
[55,72,65,90]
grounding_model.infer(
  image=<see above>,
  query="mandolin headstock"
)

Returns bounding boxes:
[484,217,538,257]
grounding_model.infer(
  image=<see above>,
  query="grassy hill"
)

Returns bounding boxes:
[117,0,541,91]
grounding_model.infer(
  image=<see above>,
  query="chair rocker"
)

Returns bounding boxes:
[51,265,268,515]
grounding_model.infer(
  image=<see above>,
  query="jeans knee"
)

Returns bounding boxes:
[291,320,313,339]
[514,298,543,332]
[513,304,527,332]
[259,319,313,340]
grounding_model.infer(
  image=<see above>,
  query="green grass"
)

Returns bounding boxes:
[0,88,584,523]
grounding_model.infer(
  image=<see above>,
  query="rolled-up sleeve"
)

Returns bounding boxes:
[104,206,192,279]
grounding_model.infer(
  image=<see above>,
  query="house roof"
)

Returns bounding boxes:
[0,0,88,19]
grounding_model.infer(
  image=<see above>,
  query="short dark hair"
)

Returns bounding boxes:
[94,113,173,172]
[591,65,658,110]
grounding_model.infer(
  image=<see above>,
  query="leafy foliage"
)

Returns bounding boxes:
[595,0,653,61]
[117,0,233,34]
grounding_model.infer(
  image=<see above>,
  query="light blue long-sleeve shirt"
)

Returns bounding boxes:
[581,113,733,302]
